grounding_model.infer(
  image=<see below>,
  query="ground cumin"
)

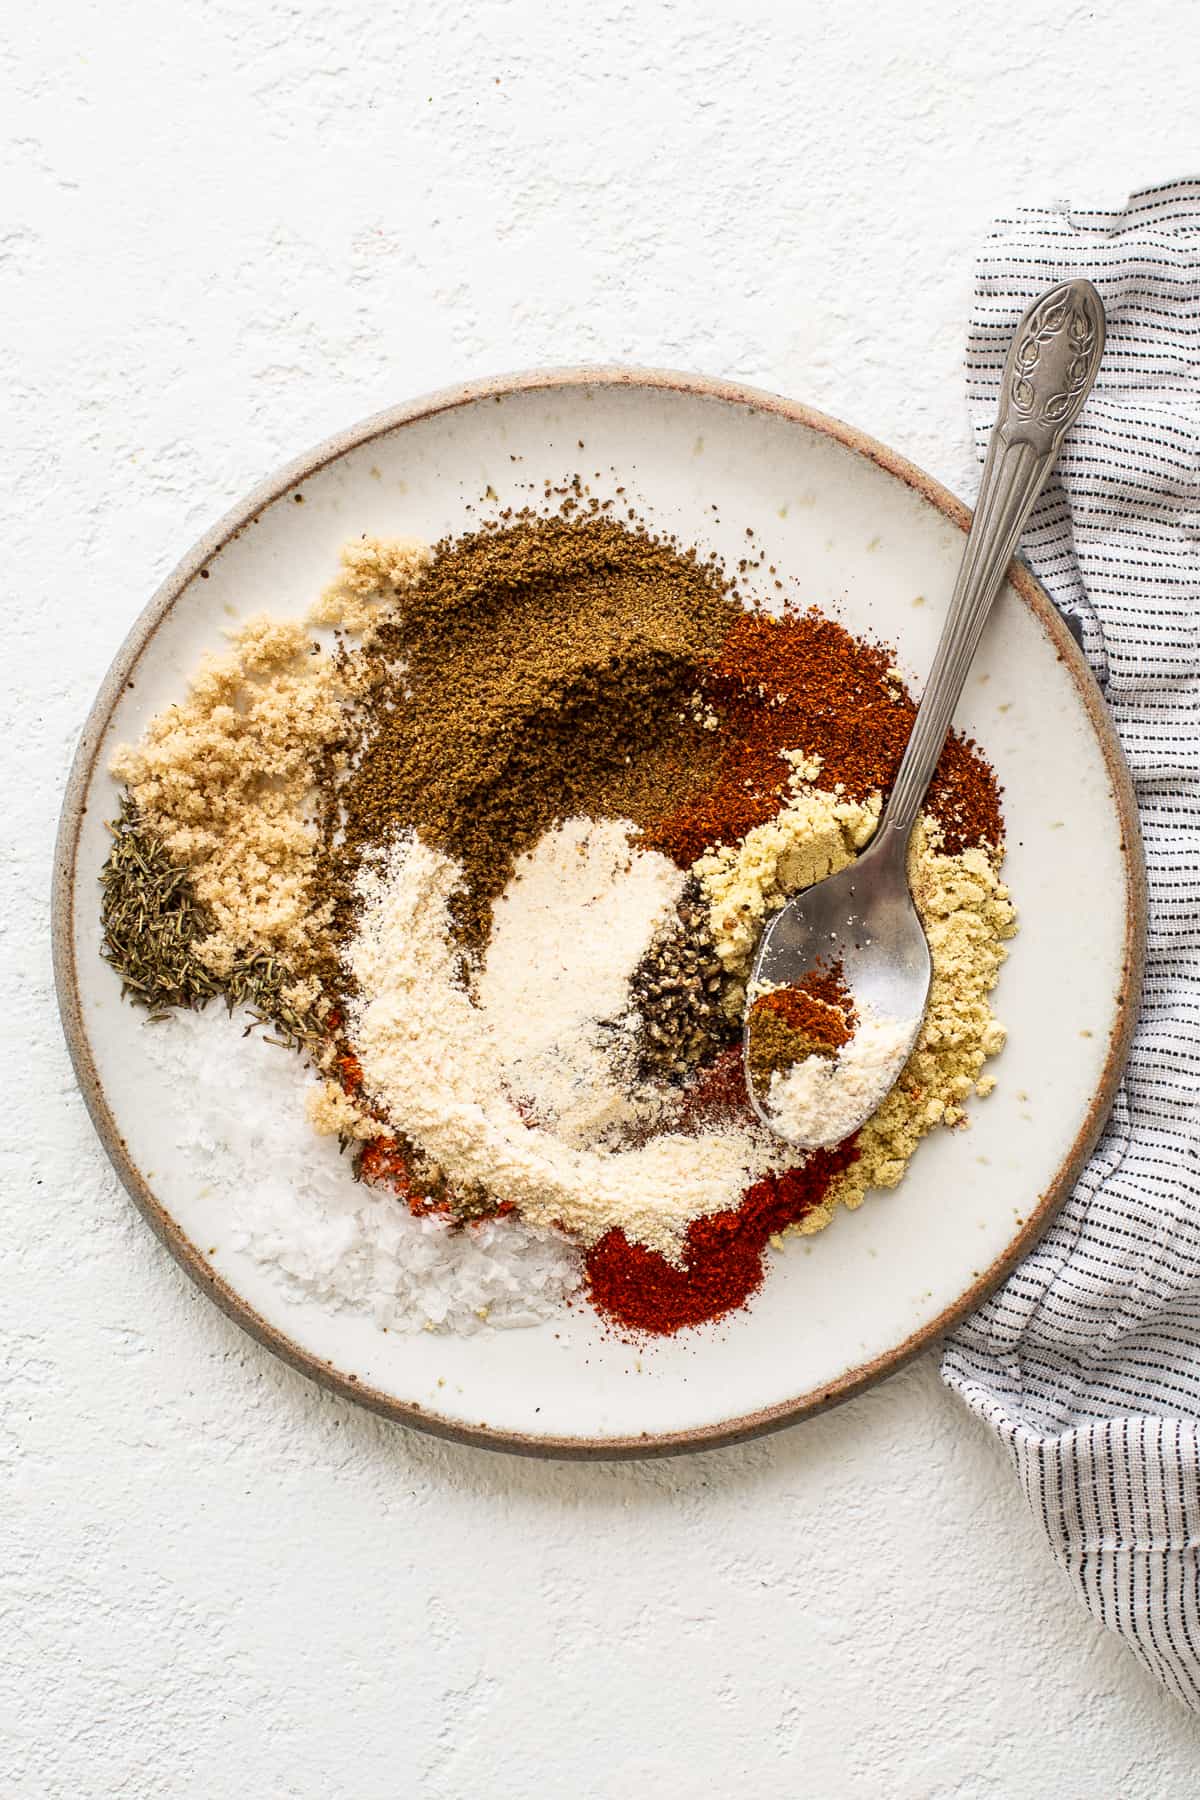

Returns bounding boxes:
[327,513,741,952]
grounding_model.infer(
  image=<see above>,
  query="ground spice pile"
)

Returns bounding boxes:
[647,609,1002,869]
[327,513,741,952]
[584,1137,861,1335]
[746,961,857,1090]
[100,799,329,1049]
[110,613,349,988]
[816,821,1016,1224]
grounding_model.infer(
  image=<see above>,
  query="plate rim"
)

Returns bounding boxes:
[52,364,1147,1460]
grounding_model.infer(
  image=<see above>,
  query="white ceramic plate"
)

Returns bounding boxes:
[54,370,1144,1458]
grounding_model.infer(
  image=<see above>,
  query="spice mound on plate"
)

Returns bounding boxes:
[325,512,737,955]
[101,497,1017,1341]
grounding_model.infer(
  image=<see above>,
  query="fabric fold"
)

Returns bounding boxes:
[943,178,1200,1709]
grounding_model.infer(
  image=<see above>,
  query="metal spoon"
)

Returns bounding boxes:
[744,278,1106,1145]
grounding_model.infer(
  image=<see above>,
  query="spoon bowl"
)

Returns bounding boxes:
[744,826,930,1143]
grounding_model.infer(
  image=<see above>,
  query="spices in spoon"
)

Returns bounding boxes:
[745,960,856,1091]
[763,1003,920,1149]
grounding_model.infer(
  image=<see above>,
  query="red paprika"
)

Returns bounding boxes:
[584,1140,860,1336]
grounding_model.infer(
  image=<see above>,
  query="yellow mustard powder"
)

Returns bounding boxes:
[692,754,880,1006]
[796,819,1016,1233]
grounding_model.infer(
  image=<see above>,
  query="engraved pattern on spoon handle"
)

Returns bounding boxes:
[882,279,1106,843]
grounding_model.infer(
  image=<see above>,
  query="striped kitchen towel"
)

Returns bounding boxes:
[942,178,1200,1708]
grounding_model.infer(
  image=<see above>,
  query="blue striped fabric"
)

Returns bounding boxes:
[942,180,1200,1710]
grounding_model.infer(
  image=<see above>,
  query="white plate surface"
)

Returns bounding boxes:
[55,372,1143,1457]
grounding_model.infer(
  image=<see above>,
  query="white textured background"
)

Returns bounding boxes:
[8,3,1200,1793]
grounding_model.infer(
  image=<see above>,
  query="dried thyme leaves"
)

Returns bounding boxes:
[100,799,223,1016]
[223,950,328,1055]
[100,800,326,1051]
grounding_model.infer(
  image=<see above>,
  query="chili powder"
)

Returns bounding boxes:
[584,1138,860,1336]
[647,608,1002,867]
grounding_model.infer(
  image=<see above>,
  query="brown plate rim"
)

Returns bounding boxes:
[52,365,1147,1460]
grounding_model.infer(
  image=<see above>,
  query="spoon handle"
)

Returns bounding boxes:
[881,279,1106,844]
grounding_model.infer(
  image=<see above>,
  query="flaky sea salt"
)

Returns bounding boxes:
[142,1006,581,1333]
